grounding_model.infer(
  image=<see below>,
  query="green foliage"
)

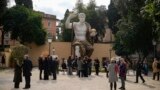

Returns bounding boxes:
[108,0,157,60]
[107,3,121,34]
[113,19,135,56]
[141,0,160,40]
[62,28,73,42]
[85,1,107,42]
[9,45,29,66]
[0,0,7,25]
[61,9,72,42]
[15,0,33,9]
[2,6,46,45]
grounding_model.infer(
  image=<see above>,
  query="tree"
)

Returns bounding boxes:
[107,3,121,34]
[85,0,107,42]
[74,0,85,13]
[2,6,46,45]
[0,0,7,51]
[141,0,160,41]
[108,0,155,62]
[15,0,33,9]
[0,0,7,25]
[61,9,72,42]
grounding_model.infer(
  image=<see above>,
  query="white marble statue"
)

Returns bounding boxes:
[65,12,96,57]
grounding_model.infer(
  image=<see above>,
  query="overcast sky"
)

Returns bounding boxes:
[9,0,110,19]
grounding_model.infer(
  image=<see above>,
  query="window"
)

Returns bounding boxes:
[48,21,51,27]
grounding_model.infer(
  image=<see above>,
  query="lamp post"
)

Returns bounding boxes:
[48,38,52,56]
[152,40,157,58]
[109,49,112,60]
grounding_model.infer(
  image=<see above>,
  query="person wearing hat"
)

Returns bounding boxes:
[108,58,118,90]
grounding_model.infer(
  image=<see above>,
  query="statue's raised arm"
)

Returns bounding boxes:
[65,12,77,29]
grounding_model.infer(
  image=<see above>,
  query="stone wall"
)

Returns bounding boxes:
[28,42,116,66]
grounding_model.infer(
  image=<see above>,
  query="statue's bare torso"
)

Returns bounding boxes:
[73,22,87,41]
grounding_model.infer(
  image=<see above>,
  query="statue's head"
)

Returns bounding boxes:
[78,13,86,23]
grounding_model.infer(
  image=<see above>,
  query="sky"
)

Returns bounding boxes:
[9,0,110,20]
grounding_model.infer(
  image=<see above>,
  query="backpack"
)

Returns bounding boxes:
[157,63,160,69]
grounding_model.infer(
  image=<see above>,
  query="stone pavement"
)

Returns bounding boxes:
[0,68,160,90]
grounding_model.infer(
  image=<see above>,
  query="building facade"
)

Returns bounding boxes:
[41,12,57,40]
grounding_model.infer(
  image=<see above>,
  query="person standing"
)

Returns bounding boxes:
[83,56,89,77]
[13,59,22,88]
[119,58,127,90]
[50,57,57,80]
[1,53,6,68]
[142,60,148,76]
[88,57,92,76]
[152,58,160,80]
[104,58,109,77]
[23,55,33,89]
[94,58,100,76]
[67,56,73,75]
[135,60,145,83]
[77,57,83,77]
[108,58,118,90]
[61,58,67,74]
[38,56,44,80]
[55,57,59,74]
[43,57,49,80]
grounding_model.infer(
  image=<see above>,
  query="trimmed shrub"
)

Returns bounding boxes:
[9,45,29,67]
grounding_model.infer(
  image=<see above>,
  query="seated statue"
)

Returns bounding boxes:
[65,12,96,57]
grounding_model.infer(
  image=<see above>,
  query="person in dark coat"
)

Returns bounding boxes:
[94,58,100,75]
[61,58,67,74]
[119,58,127,90]
[1,53,6,68]
[48,55,52,75]
[13,59,22,88]
[23,55,33,89]
[38,56,44,80]
[83,56,89,77]
[67,56,73,75]
[88,57,92,76]
[50,57,57,80]
[55,57,59,74]
[135,61,145,83]
[43,57,49,80]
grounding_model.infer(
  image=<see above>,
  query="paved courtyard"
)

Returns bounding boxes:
[0,68,160,90]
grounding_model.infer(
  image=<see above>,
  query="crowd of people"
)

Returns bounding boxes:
[12,54,160,90]
[38,55,101,79]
